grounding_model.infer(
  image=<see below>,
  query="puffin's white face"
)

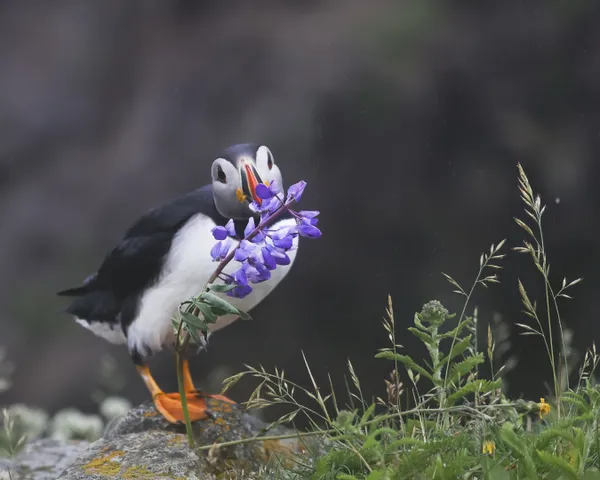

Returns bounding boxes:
[211,144,283,220]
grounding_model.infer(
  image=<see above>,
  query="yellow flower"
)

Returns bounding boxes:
[539,397,551,418]
[482,440,496,456]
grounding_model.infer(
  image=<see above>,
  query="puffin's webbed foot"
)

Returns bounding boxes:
[136,360,236,424]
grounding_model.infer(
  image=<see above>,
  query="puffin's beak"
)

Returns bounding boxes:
[240,162,264,204]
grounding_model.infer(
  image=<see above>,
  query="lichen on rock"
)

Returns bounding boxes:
[53,398,322,479]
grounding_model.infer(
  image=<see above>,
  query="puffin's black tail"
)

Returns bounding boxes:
[62,290,119,321]
[57,273,98,297]
[57,285,90,296]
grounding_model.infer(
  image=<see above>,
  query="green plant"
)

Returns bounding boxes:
[0,409,26,459]
[513,163,582,418]
[210,163,600,479]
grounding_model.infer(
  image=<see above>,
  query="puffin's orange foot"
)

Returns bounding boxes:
[153,392,211,424]
[153,391,237,424]
[137,363,237,424]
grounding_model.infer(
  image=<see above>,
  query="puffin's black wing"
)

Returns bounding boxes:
[57,185,225,323]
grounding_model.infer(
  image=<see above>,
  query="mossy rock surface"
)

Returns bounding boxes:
[52,398,320,479]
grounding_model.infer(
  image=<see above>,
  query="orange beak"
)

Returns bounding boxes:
[241,163,264,204]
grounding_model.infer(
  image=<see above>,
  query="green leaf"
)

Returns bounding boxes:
[535,427,577,451]
[366,471,384,480]
[360,403,377,425]
[207,282,236,293]
[562,391,591,415]
[194,302,218,324]
[389,437,425,448]
[449,354,484,383]
[440,318,472,338]
[480,458,511,480]
[407,327,435,346]
[439,336,472,367]
[536,450,579,480]
[446,379,502,406]
[374,352,432,380]
[208,306,232,316]
[184,323,204,345]
[498,428,537,479]
[200,291,241,315]
[181,312,208,332]
[432,455,446,480]
[237,309,252,321]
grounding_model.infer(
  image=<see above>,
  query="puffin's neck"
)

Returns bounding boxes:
[232,217,255,238]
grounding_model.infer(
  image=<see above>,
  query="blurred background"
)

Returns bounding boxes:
[1,0,599,425]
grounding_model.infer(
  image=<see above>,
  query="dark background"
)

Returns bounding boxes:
[1,1,599,424]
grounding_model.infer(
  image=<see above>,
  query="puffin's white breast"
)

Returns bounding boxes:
[125,213,298,358]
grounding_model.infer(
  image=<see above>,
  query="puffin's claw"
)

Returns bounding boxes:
[136,361,236,424]
[152,392,212,424]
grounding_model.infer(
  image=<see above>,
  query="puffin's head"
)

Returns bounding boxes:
[211,143,283,220]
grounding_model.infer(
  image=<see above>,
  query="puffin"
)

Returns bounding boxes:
[57,143,298,423]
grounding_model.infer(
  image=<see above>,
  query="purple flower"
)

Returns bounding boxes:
[286,181,306,203]
[244,217,256,237]
[212,219,237,240]
[250,196,281,218]
[233,268,248,286]
[255,184,272,200]
[273,236,294,249]
[265,244,291,265]
[243,262,271,283]
[268,225,297,250]
[210,238,232,261]
[234,240,256,262]
[297,218,322,238]
[261,246,277,270]
[211,226,228,241]
[244,217,265,243]
[256,180,283,201]
[226,220,237,237]
[234,248,250,262]
[227,284,253,298]
[299,210,319,220]
[270,180,283,194]
[209,178,321,301]
[254,262,271,282]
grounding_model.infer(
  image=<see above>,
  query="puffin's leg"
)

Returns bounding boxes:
[135,364,216,424]
[181,358,236,404]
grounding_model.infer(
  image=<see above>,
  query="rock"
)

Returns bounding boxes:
[0,438,90,480]
[55,398,322,479]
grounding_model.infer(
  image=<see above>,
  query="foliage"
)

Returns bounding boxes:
[214,163,600,478]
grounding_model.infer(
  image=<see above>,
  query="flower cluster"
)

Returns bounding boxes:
[538,397,550,419]
[481,440,496,456]
[210,180,321,298]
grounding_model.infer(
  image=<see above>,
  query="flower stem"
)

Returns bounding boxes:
[176,349,194,447]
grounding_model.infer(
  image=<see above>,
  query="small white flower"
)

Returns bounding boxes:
[7,403,49,440]
[50,408,104,442]
[99,396,132,421]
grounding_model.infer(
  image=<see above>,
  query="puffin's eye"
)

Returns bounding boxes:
[267,153,273,170]
[217,165,227,183]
